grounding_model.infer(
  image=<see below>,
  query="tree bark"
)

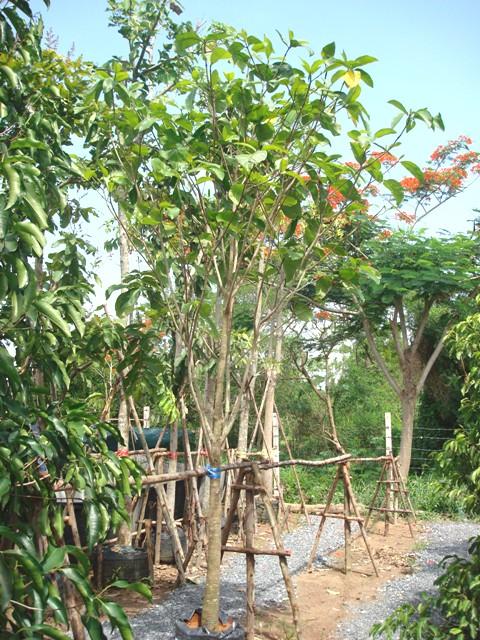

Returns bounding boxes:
[263,302,283,493]
[398,393,416,479]
[202,281,234,630]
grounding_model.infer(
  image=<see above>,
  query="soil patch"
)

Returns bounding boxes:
[255,521,422,640]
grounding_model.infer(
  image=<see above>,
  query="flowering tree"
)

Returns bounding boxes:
[347,230,480,479]
[81,11,447,629]
[399,135,480,225]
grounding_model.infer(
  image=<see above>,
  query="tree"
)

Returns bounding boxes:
[371,303,480,640]
[348,231,479,478]
[86,13,445,629]
[0,3,148,637]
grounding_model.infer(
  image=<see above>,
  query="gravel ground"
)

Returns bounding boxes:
[106,517,345,639]
[105,519,479,639]
[337,521,480,639]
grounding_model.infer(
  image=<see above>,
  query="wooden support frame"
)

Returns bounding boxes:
[220,463,303,640]
[306,462,379,577]
[364,455,417,538]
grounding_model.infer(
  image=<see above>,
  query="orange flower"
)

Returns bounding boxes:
[370,151,398,166]
[378,229,393,239]
[315,310,331,320]
[400,177,420,192]
[327,186,345,208]
[395,211,416,224]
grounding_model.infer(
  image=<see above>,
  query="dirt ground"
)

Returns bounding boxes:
[109,519,422,639]
[255,520,422,640]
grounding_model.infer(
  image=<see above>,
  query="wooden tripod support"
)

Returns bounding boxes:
[221,463,303,640]
[364,455,417,537]
[306,462,379,577]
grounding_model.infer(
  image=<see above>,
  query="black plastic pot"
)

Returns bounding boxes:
[175,609,245,639]
[157,525,188,564]
[95,545,149,587]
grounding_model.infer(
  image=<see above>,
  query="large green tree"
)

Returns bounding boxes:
[86,9,444,628]
[347,231,479,478]
[0,3,149,638]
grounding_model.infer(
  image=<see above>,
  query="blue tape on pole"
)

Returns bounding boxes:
[205,464,221,479]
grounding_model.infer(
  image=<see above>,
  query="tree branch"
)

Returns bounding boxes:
[411,298,433,355]
[416,326,448,394]
[362,315,402,397]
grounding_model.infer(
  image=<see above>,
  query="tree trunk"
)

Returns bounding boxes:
[202,284,234,630]
[237,254,264,459]
[117,207,132,546]
[263,307,283,493]
[398,393,416,479]
[201,446,223,630]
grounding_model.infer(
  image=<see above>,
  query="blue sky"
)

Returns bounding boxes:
[30,0,480,303]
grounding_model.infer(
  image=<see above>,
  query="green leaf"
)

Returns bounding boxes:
[115,288,139,317]
[101,600,133,638]
[383,178,404,205]
[4,165,20,210]
[0,65,18,89]
[374,128,396,138]
[388,99,408,115]
[0,556,11,612]
[42,547,65,572]
[28,625,71,639]
[175,31,201,51]
[86,503,100,550]
[210,47,231,64]
[228,183,244,207]
[0,347,20,385]
[414,108,433,126]
[67,304,85,337]
[401,160,424,184]
[25,192,48,229]
[34,299,71,337]
[109,580,152,602]
[82,616,106,640]
[322,42,335,58]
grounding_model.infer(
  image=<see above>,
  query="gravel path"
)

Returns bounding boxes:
[106,517,345,639]
[337,521,479,639]
[105,519,479,639]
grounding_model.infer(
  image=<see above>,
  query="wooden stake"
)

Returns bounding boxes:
[144,519,154,580]
[343,475,352,574]
[340,464,379,577]
[250,463,303,640]
[306,467,341,572]
[245,471,256,640]
[274,402,311,525]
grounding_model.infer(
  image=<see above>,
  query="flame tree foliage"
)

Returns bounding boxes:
[371,305,480,639]
[0,3,150,639]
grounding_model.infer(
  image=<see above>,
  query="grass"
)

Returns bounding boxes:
[281,465,467,520]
